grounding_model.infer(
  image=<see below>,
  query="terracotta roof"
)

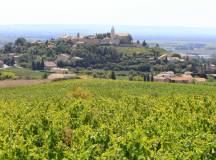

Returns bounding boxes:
[171,75,193,81]
[208,74,216,78]
[154,76,170,80]
[194,78,206,82]
[44,61,57,68]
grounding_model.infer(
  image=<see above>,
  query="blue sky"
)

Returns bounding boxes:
[0,0,215,28]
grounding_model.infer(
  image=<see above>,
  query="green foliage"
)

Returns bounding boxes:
[0,71,16,80]
[15,37,27,46]
[95,33,111,39]
[142,40,147,47]
[42,72,48,79]
[3,56,15,66]
[208,76,216,82]
[32,59,44,70]
[3,42,14,53]
[115,46,156,55]
[1,38,211,74]
[0,79,215,159]
[1,67,46,79]
[110,71,116,80]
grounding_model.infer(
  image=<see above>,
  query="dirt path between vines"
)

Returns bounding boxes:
[0,80,50,88]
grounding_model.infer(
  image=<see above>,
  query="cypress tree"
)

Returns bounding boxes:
[32,61,35,70]
[151,74,154,82]
[110,71,116,80]
[144,74,147,81]
[146,74,150,82]
[41,58,45,70]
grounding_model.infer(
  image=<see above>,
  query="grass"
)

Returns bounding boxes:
[0,67,46,79]
[115,46,171,55]
[0,79,215,101]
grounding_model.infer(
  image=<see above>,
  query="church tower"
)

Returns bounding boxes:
[111,26,115,39]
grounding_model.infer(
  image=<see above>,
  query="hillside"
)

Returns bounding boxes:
[0,79,216,159]
[115,46,171,55]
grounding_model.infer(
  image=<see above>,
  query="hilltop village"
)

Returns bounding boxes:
[0,26,215,82]
[59,26,134,46]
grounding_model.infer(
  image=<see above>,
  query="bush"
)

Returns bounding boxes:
[110,71,116,80]
[208,76,215,82]
[42,73,48,79]
[67,87,92,99]
[0,71,16,80]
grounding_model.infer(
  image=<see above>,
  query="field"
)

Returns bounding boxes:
[0,79,49,88]
[0,67,46,79]
[115,47,171,55]
[148,40,216,58]
[0,79,216,159]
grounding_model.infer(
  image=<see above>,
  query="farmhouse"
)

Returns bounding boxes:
[158,54,185,62]
[154,71,206,83]
[170,75,193,83]
[208,64,216,72]
[156,71,175,78]
[44,61,57,70]
[168,57,185,62]
[208,74,216,79]
[153,76,171,82]
[50,67,69,74]
[158,54,167,60]
[153,71,174,82]
[194,77,206,82]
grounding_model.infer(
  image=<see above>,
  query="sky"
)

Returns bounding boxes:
[0,0,216,28]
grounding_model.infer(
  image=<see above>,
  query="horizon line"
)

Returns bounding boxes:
[0,24,216,29]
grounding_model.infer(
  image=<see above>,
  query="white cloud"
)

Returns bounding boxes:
[0,0,215,27]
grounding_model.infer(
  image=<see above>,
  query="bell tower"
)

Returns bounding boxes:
[111,26,115,39]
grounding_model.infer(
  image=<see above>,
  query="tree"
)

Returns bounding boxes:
[129,75,133,81]
[4,43,14,53]
[41,58,45,70]
[143,74,147,81]
[32,59,44,70]
[128,35,133,44]
[142,40,147,47]
[42,73,48,79]
[11,57,15,66]
[32,61,36,70]
[15,37,27,46]
[150,74,154,82]
[153,49,160,60]
[110,71,116,80]
[137,40,140,44]
[146,74,150,82]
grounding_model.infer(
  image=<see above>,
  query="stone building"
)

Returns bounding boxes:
[111,26,132,44]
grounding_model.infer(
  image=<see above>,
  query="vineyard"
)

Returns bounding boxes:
[0,79,216,159]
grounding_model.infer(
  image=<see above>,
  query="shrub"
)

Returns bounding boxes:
[61,127,73,146]
[42,73,48,79]
[0,71,16,80]
[67,87,92,99]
